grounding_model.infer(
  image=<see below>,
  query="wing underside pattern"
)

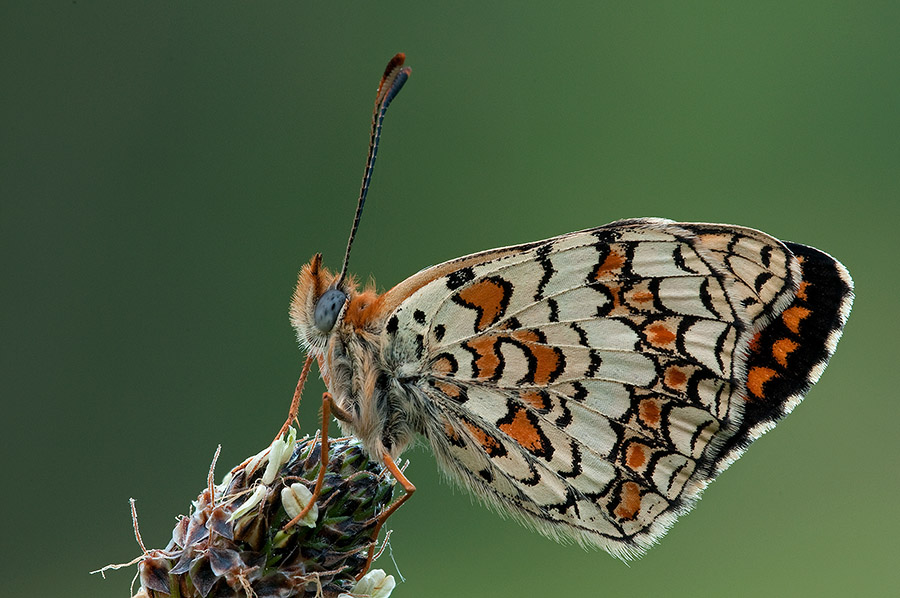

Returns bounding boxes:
[381,218,851,557]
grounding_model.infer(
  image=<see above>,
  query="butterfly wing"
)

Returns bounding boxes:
[715,240,853,469]
[377,218,852,558]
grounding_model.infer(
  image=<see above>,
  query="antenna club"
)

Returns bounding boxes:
[338,55,412,285]
[377,53,407,98]
[385,53,406,75]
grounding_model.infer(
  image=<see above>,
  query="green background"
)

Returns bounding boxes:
[4,3,898,596]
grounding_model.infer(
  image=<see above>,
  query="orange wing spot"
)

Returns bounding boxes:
[665,366,688,390]
[521,390,549,411]
[599,284,627,315]
[796,280,810,301]
[510,330,562,385]
[614,481,642,520]
[433,380,461,399]
[781,306,812,334]
[612,286,627,311]
[772,337,800,368]
[625,443,648,470]
[464,421,502,455]
[593,251,626,280]
[631,290,654,303]
[466,335,501,379]
[456,278,510,331]
[748,331,762,354]
[443,418,464,445]
[747,366,778,399]
[511,330,541,343]
[432,355,456,375]
[646,323,677,347]
[639,399,661,427]
[498,408,543,453]
[530,344,562,385]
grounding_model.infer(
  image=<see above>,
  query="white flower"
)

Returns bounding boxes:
[280,482,318,527]
[227,485,267,522]
[244,446,270,479]
[339,569,396,598]
[262,427,297,485]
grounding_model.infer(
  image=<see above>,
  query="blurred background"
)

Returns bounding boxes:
[3,2,898,596]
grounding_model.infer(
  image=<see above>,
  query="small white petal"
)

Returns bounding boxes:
[281,482,318,527]
[262,444,286,485]
[350,569,396,598]
[227,485,267,522]
[373,575,396,598]
[286,425,297,448]
[244,446,271,479]
[262,427,297,485]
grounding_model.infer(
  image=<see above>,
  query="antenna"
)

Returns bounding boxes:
[336,53,412,286]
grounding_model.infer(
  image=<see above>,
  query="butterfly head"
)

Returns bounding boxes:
[290,253,350,352]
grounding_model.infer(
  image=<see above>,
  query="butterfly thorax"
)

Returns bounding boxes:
[290,254,425,460]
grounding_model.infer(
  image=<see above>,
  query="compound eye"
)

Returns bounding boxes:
[314,288,347,332]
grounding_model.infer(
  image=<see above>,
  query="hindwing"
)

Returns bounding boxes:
[377,218,852,557]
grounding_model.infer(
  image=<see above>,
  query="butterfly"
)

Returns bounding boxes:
[285,54,854,561]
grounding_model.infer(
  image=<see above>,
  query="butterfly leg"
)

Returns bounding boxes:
[274,354,315,443]
[279,387,416,577]
[356,452,417,580]
[281,390,334,530]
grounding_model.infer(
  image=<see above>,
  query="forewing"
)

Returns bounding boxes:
[379,218,849,557]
